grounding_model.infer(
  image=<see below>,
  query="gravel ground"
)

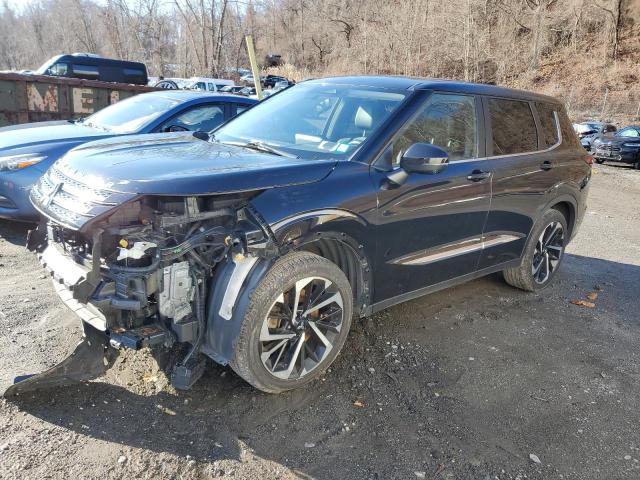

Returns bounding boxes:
[0,164,639,480]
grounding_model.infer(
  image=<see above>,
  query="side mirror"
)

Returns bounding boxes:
[165,125,188,133]
[192,131,210,141]
[400,143,449,174]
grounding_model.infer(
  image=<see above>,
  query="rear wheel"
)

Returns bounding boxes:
[503,209,567,292]
[231,252,353,393]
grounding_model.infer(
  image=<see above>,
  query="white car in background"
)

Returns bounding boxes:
[186,77,235,92]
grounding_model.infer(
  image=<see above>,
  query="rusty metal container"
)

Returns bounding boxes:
[0,72,157,127]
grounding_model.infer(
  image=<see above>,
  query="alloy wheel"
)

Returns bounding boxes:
[532,221,565,284]
[259,276,344,380]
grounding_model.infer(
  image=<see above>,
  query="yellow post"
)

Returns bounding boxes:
[245,35,264,100]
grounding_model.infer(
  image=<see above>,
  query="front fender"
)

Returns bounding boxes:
[201,256,274,365]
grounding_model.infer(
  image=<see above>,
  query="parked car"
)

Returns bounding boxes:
[219,85,246,94]
[237,86,257,97]
[573,121,617,151]
[240,73,264,86]
[591,125,640,168]
[263,75,289,88]
[6,77,591,397]
[186,77,235,92]
[273,79,294,91]
[35,53,148,85]
[0,91,256,220]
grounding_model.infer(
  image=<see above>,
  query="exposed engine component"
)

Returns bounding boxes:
[158,261,194,322]
[13,192,273,393]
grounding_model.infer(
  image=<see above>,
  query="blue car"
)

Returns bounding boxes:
[0,91,257,220]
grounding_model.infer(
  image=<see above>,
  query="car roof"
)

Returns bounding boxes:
[306,75,561,104]
[141,90,256,104]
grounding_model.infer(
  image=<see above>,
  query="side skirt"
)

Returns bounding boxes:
[364,258,521,316]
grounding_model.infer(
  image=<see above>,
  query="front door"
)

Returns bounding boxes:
[371,92,492,304]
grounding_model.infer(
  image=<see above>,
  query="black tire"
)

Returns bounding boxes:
[634,160,640,170]
[231,251,353,393]
[503,209,568,292]
[595,158,605,164]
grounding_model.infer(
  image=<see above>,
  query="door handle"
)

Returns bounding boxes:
[540,160,553,171]
[467,170,491,182]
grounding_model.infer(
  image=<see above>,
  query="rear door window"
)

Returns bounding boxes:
[488,98,537,155]
[534,102,560,148]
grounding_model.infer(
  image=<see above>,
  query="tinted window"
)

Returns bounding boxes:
[123,68,144,76]
[535,102,559,148]
[489,98,537,155]
[392,93,477,163]
[72,64,99,78]
[158,104,225,132]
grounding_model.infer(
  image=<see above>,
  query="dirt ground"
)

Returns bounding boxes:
[0,164,638,480]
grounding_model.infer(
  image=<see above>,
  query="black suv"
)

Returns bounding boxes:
[591,125,640,169]
[8,77,591,396]
[35,53,148,85]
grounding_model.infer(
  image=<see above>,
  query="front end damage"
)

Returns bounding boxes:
[4,165,276,396]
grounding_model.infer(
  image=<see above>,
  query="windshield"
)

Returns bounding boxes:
[575,123,601,133]
[81,94,180,133]
[36,55,63,74]
[213,82,408,159]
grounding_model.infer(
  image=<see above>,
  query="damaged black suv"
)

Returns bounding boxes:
[8,77,591,396]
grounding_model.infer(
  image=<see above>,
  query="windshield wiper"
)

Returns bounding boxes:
[224,140,298,159]
[82,120,110,132]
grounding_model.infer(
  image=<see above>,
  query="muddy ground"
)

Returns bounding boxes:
[0,164,639,480]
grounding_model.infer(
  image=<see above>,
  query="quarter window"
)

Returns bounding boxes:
[489,98,537,155]
[392,93,478,164]
[534,102,559,148]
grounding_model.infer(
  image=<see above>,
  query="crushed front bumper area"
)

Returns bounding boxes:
[8,192,273,396]
[3,322,115,398]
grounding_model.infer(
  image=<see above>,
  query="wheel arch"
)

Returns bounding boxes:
[201,209,374,366]
[546,196,577,239]
[273,211,374,317]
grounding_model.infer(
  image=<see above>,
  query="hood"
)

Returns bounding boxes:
[0,122,114,153]
[53,133,337,195]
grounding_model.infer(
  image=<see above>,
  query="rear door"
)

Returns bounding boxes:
[371,92,492,303]
[477,97,561,269]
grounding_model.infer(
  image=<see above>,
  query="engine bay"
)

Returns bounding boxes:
[27,192,272,387]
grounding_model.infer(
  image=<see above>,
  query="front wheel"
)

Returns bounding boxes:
[503,209,568,292]
[231,252,353,393]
